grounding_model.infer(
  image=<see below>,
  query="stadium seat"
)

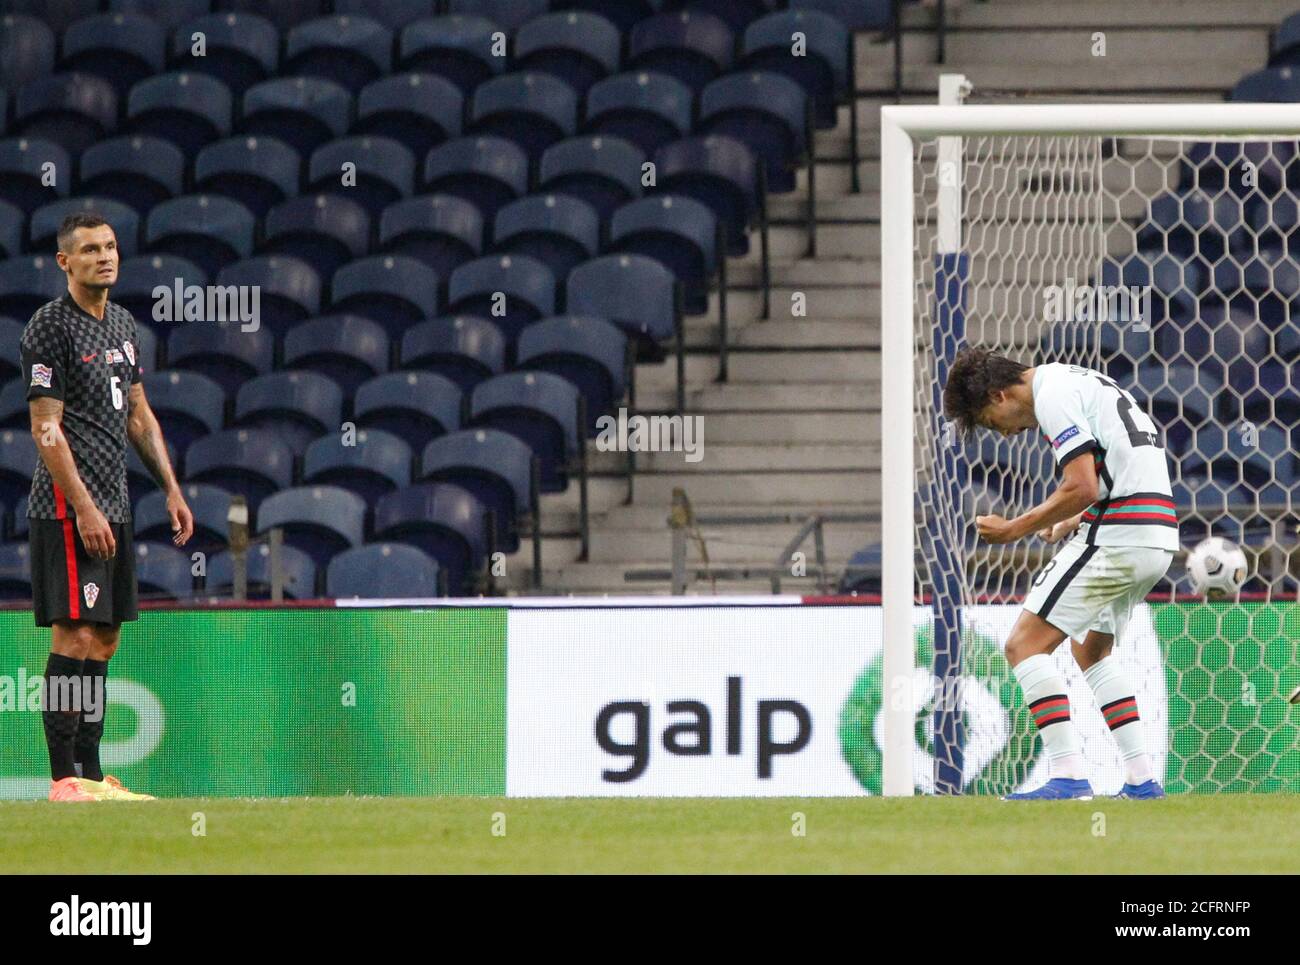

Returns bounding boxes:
[1120,363,1223,455]
[283,314,390,394]
[127,72,233,156]
[1,14,55,92]
[467,72,579,165]
[419,427,534,553]
[145,195,255,278]
[1137,190,1247,262]
[307,136,416,217]
[29,197,140,257]
[0,542,31,600]
[0,379,27,428]
[353,73,464,158]
[14,72,117,154]
[60,13,166,99]
[1213,245,1300,326]
[234,370,345,456]
[213,0,327,32]
[185,428,294,511]
[608,194,718,314]
[78,136,185,215]
[135,482,235,548]
[260,194,371,278]
[655,135,761,256]
[1230,66,1300,102]
[330,255,440,338]
[165,314,271,395]
[583,70,693,156]
[0,428,38,506]
[0,201,25,259]
[353,370,462,450]
[241,77,353,156]
[193,135,302,219]
[327,542,441,598]
[741,8,850,129]
[699,71,809,193]
[538,135,644,221]
[492,194,600,280]
[126,437,177,508]
[447,0,547,31]
[447,254,557,347]
[206,542,319,599]
[112,253,208,329]
[423,136,530,221]
[134,542,196,601]
[257,485,366,566]
[517,315,627,431]
[0,254,64,319]
[790,0,894,29]
[378,194,484,279]
[170,12,280,96]
[1181,140,1296,198]
[334,0,437,31]
[372,481,489,595]
[141,370,226,452]
[567,253,679,347]
[627,11,734,92]
[110,0,211,32]
[0,138,69,214]
[468,370,580,492]
[400,315,506,391]
[284,14,393,93]
[0,316,24,382]
[302,427,413,501]
[690,0,779,33]
[514,10,621,95]
[2,0,100,33]
[216,255,322,335]
[398,14,504,96]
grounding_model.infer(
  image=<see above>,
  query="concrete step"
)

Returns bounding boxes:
[899,27,1268,66]
[636,380,879,412]
[906,0,1299,29]
[589,442,876,473]
[858,61,1242,95]
[624,470,877,505]
[582,524,875,565]
[698,285,877,321]
[683,319,879,350]
[594,501,877,528]
[728,257,873,287]
[687,411,879,443]
[635,349,877,389]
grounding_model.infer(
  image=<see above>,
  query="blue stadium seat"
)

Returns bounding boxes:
[60,13,166,99]
[514,10,620,95]
[467,72,579,165]
[327,542,441,598]
[126,437,177,508]
[656,134,761,256]
[15,72,117,154]
[302,427,412,501]
[689,0,779,33]
[330,255,440,338]
[517,315,627,431]
[135,482,234,547]
[170,12,280,96]
[241,77,353,156]
[127,72,233,156]
[2,0,99,33]
[1212,244,1300,326]
[353,370,462,450]
[538,135,645,220]
[423,136,529,220]
[145,194,255,277]
[353,73,463,157]
[1137,190,1247,262]
[567,253,679,346]
[0,542,31,600]
[447,254,557,347]
[0,202,24,259]
[214,0,326,32]
[334,0,436,31]
[260,194,370,277]
[78,136,185,215]
[1,14,55,92]
[1181,141,1296,198]
[257,484,366,566]
[419,427,533,553]
[1230,66,1300,102]
[0,138,68,214]
[193,135,301,219]
[285,14,393,93]
[234,370,344,456]
[492,194,599,280]
[110,0,211,32]
[0,316,24,382]
[141,370,226,452]
[308,136,415,217]
[134,542,196,600]
[379,194,484,278]
[699,71,809,193]
[185,428,294,510]
[1247,193,1300,255]
[790,0,894,30]
[283,314,390,393]
[0,378,26,428]
[838,543,880,594]
[216,255,321,335]
[206,542,319,599]
[0,254,64,318]
[550,0,653,32]
[29,197,140,257]
[398,14,504,96]
[112,253,208,329]
[400,315,506,391]
[583,70,693,156]
[1120,363,1223,455]
[468,370,580,492]
[608,194,718,314]
[628,11,734,92]
[742,9,849,129]
[372,481,488,594]
[0,427,38,506]
[447,0,547,31]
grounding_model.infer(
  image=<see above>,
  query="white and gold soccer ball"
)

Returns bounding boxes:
[1186,537,1248,599]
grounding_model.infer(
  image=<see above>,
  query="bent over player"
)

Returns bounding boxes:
[21,213,194,802]
[943,348,1177,800]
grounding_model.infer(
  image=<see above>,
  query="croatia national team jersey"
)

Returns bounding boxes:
[1031,362,1179,551]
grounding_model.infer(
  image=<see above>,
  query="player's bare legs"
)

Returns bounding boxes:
[1073,630,1163,798]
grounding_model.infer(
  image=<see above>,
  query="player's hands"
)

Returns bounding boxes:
[976,514,1017,544]
[77,503,116,560]
[167,489,194,546]
[1038,517,1080,544]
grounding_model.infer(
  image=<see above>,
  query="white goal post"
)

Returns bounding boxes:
[879,102,1300,798]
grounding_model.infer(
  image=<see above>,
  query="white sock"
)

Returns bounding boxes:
[1083,656,1154,785]
[1013,653,1085,780]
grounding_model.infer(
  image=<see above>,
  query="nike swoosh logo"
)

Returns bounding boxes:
[81,353,98,362]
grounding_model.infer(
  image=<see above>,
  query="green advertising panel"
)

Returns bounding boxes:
[0,607,507,798]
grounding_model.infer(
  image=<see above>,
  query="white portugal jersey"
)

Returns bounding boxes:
[1031,363,1179,551]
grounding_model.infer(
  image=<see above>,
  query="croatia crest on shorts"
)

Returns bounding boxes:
[123,341,135,366]
[83,582,99,608]
[30,363,52,388]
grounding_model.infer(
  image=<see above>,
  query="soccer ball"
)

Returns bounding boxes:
[1186,537,1248,599]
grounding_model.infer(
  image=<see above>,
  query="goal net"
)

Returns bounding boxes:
[879,103,1300,797]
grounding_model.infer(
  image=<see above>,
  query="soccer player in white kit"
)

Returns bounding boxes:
[943,348,1177,799]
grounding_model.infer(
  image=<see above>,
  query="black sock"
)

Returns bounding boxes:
[75,658,108,782]
[42,653,84,781]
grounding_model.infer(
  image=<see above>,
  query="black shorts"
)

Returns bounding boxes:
[29,517,137,627]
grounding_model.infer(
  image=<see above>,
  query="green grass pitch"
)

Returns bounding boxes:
[1,795,1297,873]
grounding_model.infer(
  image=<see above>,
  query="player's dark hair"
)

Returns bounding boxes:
[56,212,111,253]
[942,347,1029,438]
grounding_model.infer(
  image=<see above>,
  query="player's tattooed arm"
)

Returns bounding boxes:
[126,383,194,545]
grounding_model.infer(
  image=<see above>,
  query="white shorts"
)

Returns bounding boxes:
[1023,536,1173,644]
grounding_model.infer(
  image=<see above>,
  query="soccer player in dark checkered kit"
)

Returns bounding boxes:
[21,214,194,802]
